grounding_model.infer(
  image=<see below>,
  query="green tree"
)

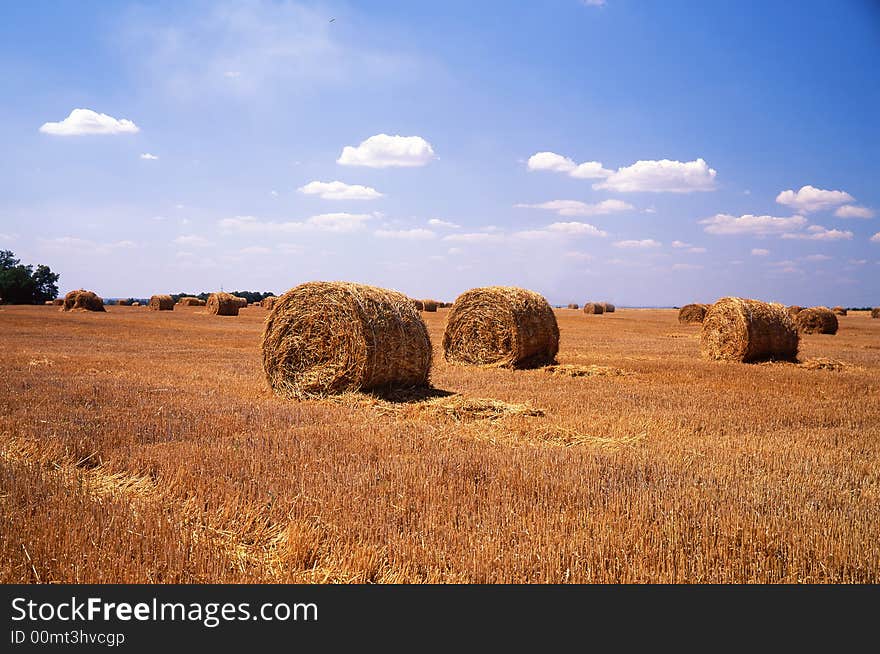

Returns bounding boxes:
[0,250,60,304]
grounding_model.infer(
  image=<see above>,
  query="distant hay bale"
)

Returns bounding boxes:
[582,302,605,315]
[412,299,424,311]
[262,281,432,399]
[422,300,438,312]
[678,303,708,324]
[700,297,799,362]
[233,296,248,308]
[177,296,205,307]
[795,307,839,335]
[148,294,174,311]
[116,298,130,306]
[443,286,559,368]
[43,300,53,305]
[207,292,240,316]
[832,306,847,316]
[52,298,64,306]
[131,301,141,307]
[602,302,616,313]
[567,303,579,310]
[872,308,880,319]
[62,289,105,312]
[261,296,278,309]
[786,305,804,317]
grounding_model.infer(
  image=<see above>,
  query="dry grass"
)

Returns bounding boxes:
[1,305,879,583]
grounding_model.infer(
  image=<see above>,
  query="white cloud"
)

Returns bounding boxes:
[687,247,706,253]
[447,247,463,255]
[804,254,832,261]
[337,134,435,168]
[428,218,460,229]
[775,185,854,213]
[526,151,613,180]
[700,213,808,236]
[219,213,374,235]
[374,228,436,240]
[270,190,279,197]
[834,205,874,219]
[872,232,880,243]
[174,235,212,247]
[595,158,717,193]
[547,222,607,236]
[613,239,661,249]
[223,71,242,78]
[41,237,136,253]
[39,108,139,136]
[515,199,632,217]
[782,225,853,241]
[848,259,867,265]
[751,248,770,256]
[298,180,383,200]
[564,251,593,261]
[443,232,504,243]
[140,153,159,160]
[672,263,703,271]
[671,240,691,248]
[277,243,304,254]
[582,0,606,5]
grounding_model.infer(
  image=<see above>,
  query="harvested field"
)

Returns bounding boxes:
[1,306,879,583]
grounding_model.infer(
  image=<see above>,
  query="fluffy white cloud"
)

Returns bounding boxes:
[428,218,460,229]
[513,221,607,240]
[374,228,436,240]
[672,263,703,271]
[526,152,612,179]
[613,239,661,248]
[804,254,832,261]
[872,232,880,243]
[39,108,139,136]
[298,180,383,200]
[443,232,504,243]
[671,240,691,248]
[782,225,853,241]
[219,212,373,234]
[582,0,606,5]
[515,199,632,217]
[174,235,212,247]
[848,259,866,265]
[834,205,874,219]
[595,158,717,193]
[775,185,854,213]
[140,153,159,160]
[700,213,807,236]
[751,248,770,256]
[337,134,435,168]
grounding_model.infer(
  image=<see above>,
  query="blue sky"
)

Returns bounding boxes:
[1,0,878,305]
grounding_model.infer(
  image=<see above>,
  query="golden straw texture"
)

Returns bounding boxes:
[207,292,240,316]
[62,290,105,312]
[795,307,838,334]
[700,297,799,362]
[678,303,708,324]
[148,295,174,311]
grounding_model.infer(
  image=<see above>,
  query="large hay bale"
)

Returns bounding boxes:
[795,307,839,335]
[872,308,879,319]
[582,302,605,315]
[786,305,804,317]
[62,289,105,312]
[832,306,847,316]
[261,296,278,310]
[678,303,708,324]
[602,302,616,313]
[700,297,799,362]
[52,298,64,306]
[443,286,559,368]
[207,292,240,316]
[262,281,432,398]
[422,299,438,312]
[567,303,579,310]
[233,296,248,308]
[177,297,205,307]
[148,294,174,311]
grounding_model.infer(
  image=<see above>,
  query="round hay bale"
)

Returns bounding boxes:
[786,305,804,317]
[422,299,438,312]
[567,303,579,310]
[832,306,847,316]
[177,297,205,307]
[207,292,240,316]
[261,296,278,310]
[131,301,141,307]
[412,299,424,311]
[62,289,105,312]
[795,307,839,335]
[700,297,799,362]
[233,296,248,308]
[678,303,708,324]
[872,307,879,319]
[443,286,559,369]
[582,302,605,315]
[52,298,64,306]
[43,300,53,305]
[602,302,616,313]
[148,294,174,311]
[262,281,432,398]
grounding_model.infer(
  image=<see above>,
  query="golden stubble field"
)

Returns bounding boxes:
[1,304,878,583]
